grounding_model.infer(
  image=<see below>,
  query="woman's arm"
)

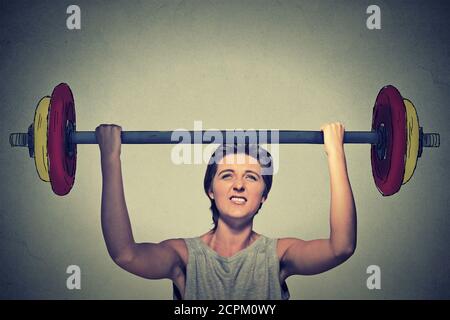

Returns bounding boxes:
[324,122,357,257]
[279,122,357,277]
[97,124,185,280]
[97,124,134,263]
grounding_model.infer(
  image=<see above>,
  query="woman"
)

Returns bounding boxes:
[96,122,356,300]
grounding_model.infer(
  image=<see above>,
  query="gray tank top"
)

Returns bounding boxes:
[173,235,290,300]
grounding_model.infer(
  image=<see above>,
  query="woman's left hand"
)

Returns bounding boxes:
[319,122,345,156]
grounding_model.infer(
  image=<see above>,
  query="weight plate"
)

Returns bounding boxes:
[48,83,77,196]
[371,85,407,196]
[402,99,419,185]
[33,96,51,182]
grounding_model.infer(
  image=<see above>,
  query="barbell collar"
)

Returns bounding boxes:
[9,133,28,147]
[422,133,440,148]
[9,124,34,158]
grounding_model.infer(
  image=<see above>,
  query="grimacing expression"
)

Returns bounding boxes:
[208,154,266,223]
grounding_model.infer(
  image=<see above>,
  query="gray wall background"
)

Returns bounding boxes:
[0,0,449,299]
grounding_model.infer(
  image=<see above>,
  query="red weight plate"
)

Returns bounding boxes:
[371,85,406,196]
[48,83,77,196]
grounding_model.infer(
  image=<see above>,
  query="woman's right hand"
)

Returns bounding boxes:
[95,124,122,159]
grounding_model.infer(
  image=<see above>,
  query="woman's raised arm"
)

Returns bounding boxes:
[97,124,185,280]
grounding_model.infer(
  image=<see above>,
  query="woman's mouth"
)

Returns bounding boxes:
[229,196,247,205]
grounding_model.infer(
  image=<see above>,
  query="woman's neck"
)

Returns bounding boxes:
[205,222,259,257]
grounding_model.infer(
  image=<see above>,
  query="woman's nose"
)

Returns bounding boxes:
[233,178,245,191]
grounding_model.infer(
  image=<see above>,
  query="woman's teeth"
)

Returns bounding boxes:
[230,197,246,204]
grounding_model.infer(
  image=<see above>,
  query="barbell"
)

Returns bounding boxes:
[9,83,440,197]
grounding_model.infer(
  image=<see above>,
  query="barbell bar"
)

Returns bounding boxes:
[9,83,440,197]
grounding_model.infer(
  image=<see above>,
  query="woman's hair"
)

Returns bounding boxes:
[203,144,274,230]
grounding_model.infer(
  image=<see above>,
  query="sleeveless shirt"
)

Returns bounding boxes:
[173,234,290,300]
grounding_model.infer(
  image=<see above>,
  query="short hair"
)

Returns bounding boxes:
[203,144,274,230]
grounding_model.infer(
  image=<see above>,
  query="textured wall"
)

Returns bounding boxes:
[0,0,448,299]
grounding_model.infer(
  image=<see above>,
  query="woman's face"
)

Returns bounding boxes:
[208,153,266,224]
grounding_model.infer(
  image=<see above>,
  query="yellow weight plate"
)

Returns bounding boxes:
[34,96,51,182]
[402,99,420,184]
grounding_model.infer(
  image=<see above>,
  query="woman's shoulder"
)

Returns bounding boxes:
[162,238,189,266]
[275,237,306,260]
[162,232,217,266]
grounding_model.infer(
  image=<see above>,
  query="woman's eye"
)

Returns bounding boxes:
[247,175,257,181]
[222,174,231,179]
